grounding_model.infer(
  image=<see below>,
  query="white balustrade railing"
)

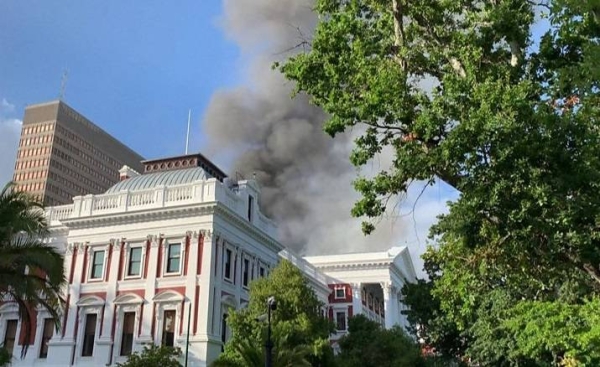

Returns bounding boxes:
[92,193,121,211]
[46,178,277,238]
[128,189,155,207]
[165,185,193,202]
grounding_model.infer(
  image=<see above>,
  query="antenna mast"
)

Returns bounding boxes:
[185,109,191,155]
[59,69,69,100]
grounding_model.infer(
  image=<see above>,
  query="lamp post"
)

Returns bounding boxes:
[265,296,277,367]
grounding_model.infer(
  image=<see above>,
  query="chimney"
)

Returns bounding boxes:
[119,165,140,181]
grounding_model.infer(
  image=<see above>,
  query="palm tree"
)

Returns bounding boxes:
[0,183,66,357]
[211,333,312,367]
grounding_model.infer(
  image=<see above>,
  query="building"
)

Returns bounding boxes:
[1,153,416,367]
[12,100,144,206]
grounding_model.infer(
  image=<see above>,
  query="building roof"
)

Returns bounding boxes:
[105,166,210,193]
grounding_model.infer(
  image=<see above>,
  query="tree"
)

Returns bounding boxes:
[0,183,65,356]
[280,0,600,365]
[335,315,425,367]
[116,344,181,367]
[213,260,334,367]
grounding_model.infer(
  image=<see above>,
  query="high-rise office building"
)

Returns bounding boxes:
[12,100,144,206]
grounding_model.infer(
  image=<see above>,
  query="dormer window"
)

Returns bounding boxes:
[335,288,345,299]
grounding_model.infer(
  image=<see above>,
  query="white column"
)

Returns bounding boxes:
[182,232,198,339]
[197,230,216,338]
[139,236,159,343]
[100,240,121,340]
[382,282,395,329]
[351,283,362,317]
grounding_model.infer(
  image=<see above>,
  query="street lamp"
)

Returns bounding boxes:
[265,296,277,367]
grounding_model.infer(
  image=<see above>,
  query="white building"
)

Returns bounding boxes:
[1,153,417,367]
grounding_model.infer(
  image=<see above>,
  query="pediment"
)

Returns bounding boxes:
[113,293,144,305]
[152,290,184,303]
[77,295,105,307]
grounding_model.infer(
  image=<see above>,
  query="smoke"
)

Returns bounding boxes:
[203,0,416,256]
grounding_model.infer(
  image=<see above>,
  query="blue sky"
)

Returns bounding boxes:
[0,1,550,268]
[0,0,239,168]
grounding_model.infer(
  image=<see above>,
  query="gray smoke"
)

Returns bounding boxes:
[202,0,413,255]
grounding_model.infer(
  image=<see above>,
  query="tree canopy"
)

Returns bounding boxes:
[281,0,600,365]
[212,260,334,367]
[335,315,426,367]
[116,345,181,367]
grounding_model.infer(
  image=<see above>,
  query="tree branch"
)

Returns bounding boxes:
[391,0,407,70]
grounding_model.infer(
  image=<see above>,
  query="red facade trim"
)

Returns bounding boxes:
[348,305,353,318]
[183,235,190,276]
[138,304,144,337]
[80,245,89,283]
[68,247,77,284]
[156,238,164,277]
[193,286,199,334]
[61,295,70,338]
[117,242,125,281]
[328,284,352,303]
[197,234,203,275]
[105,244,113,282]
[143,240,150,279]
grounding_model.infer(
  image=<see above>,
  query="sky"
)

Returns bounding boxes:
[0,0,239,170]
[0,1,549,273]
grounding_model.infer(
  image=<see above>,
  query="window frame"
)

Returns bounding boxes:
[335,311,347,331]
[119,311,136,357]
[165,242,182,275]
[125,246,144,279]
[160,309,177,347]
[38,318,54,359]
[3,319,18,357]
[334,287,346,300]
[88,248,107,281]
[223,247,233,282]
[242,257,250,288]
[81,313,98,357]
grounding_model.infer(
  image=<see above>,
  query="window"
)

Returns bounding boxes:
[39,318,54,358]
[221,313,228,352]
[259,266,265,278]
[224,249,233,280]
[166,244,181,274]
[242,259,250,287]
[336,312,347,331]
[120,312,135,356]
[127,247,143,277]
[4,320,17,356]
[248,195,254,222]
[335,288,345,299]
[161,310,175,347]
[81,314,97,356]
[90,250,105,279]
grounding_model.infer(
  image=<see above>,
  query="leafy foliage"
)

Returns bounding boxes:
[281,0,600,365]
[335,315,425,367]
[116,344,182,367]
[213,260,334,367]
[0,183,66,356]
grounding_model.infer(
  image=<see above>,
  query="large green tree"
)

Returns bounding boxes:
[213,260,334,367]
[0,183,66,356]
[280,0,600,365]
[335,315,426,367]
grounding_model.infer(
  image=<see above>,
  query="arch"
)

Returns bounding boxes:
[77,295,105,307]
[221,294,237,308]
[152,290,184,303]
[0,303,18,314]
[113,293,144,305]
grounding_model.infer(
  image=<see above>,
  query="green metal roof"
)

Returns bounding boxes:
[105,167,210,193]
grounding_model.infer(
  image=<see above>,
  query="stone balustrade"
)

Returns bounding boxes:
[44,178,277,238]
